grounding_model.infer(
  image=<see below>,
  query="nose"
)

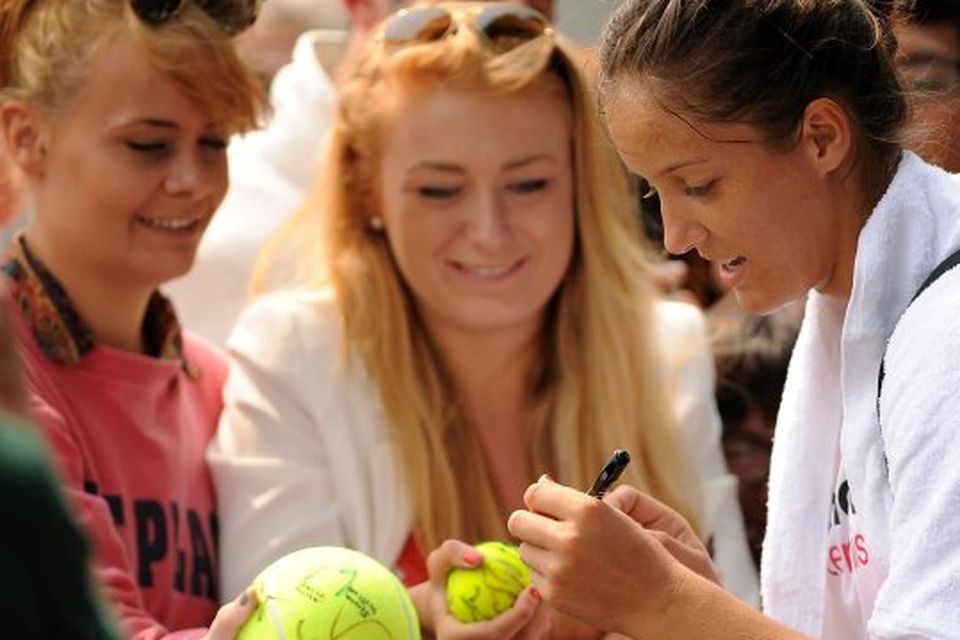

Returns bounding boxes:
[660,199,708,256]
[164,148,222,201]
[464,189,510,247]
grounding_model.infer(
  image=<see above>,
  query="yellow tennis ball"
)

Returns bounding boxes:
[446,541,532,623]
[237,546,421,640]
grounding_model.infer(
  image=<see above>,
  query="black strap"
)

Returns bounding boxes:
[876,246,960,470]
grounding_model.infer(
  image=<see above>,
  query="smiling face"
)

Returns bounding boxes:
[377,82,575,336]
[23,28,229,289]
[603,80,862,314]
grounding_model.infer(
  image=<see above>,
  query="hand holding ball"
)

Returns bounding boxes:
[446,541,532,622]
[237,546,420,640]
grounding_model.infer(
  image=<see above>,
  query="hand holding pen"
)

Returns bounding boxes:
[508,448,719,635]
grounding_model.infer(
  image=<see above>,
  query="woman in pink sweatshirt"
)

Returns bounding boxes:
[0,2,265,638]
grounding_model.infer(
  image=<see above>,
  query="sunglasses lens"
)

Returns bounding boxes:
[382,6,453,46]
[131,0,182,23]
[198,0,262,35]
[476,4,548,49]
[132,0,260,34]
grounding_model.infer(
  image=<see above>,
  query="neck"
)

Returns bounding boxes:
[822,216,860,301]
[23,227,153,353]
[425,316,543,432]
[424,315,545,516]
[821,156,898,301]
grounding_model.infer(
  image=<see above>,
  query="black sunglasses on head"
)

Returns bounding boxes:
[130,0,261,35]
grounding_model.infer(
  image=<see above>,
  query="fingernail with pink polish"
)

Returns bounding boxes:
[464,550,483,566]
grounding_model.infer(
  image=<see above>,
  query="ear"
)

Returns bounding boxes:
[0,100,47,177]
[798,97,852,176]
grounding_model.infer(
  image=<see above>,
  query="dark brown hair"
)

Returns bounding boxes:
[711,309,801,429]
[599,0,908,193]
[896,0,960,35]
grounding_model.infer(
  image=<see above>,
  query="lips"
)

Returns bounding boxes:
[450,257,526,279]
[135,215,200,231]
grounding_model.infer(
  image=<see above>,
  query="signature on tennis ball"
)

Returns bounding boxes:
[446,541,532,622]
[237,546,421,639]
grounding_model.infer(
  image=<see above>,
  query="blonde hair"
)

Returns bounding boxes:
[0,0,265,133]
[259,3,700,549]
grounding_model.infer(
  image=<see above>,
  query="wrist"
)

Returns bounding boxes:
[618,566,703,639]
[408,583,435,634]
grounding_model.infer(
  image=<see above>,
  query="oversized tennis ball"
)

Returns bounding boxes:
[237,546,421,640]
[446,541,532,623]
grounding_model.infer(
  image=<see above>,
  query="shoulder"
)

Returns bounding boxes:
[227,288,343,376]
[882,267,960,446]
[231,288,338,344]
[888,266,960,366]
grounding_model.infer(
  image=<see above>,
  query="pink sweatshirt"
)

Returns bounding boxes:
[5,240,227,639]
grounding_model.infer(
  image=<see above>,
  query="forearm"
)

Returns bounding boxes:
[624,572,809,640]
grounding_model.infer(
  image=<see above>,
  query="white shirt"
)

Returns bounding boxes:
[822,451,885,639]
[208,290,759,605]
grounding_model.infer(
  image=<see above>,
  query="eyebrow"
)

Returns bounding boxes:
[115,118,180,130]
[503,154,556,171]
[408,161,465,174]
[111,118,223,134]
[408,153,558,175]
[659,158,710,175]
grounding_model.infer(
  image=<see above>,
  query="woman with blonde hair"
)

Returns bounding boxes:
[211,2,754,636]
[0,1,266,637]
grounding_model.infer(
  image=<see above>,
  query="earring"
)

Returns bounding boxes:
[369,215,385,231]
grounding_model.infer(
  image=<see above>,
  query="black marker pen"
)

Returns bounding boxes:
[586,449,631,498]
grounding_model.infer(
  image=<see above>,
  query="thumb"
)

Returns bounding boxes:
[204,588,258,640]
[427,539,484,588]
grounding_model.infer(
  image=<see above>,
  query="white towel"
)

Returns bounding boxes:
[761,290,845,634]
[761,152,960,636]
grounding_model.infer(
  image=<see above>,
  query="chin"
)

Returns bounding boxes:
[138,258,196,290]
[732,288,800,316]
[436,304,543,335]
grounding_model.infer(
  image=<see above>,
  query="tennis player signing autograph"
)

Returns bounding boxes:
[509,1,960,639]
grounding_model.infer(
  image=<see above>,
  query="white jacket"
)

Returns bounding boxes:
[209,291,759,605]
[763,152,960,638]
[165,32,337,346]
